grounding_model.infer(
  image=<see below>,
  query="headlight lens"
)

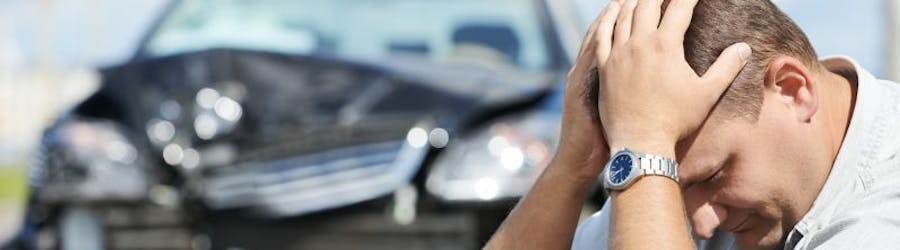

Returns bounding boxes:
[32,118,149,202]
[426,111,559,201]
[193,87,243,140]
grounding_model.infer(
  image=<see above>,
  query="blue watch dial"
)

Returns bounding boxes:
[610,154,632,184]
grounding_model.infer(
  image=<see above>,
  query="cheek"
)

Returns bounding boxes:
[692,124,777,210]
[713,152,777,207]
[717,140,790,223]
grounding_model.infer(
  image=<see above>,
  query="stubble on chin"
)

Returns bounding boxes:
[735,222,787,250]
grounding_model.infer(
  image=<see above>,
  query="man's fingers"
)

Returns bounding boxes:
[577,4,610,55]
[632,0,663,35]
[595,0,622,67]
[578,0,628,55]
[613,0,639,47]
[569,1,622,82]
[700,43,752,99]
[659,0,699,39]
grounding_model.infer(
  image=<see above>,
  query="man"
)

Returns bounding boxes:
[485,0,900,249]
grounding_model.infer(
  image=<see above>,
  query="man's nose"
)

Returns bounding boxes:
[689,202,728,239]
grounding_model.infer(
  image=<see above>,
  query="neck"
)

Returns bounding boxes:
[790,68,857,228]
[819,69,857,162]
[799,68,858,210]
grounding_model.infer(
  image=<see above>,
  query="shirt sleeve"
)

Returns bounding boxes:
[571,199,611,250]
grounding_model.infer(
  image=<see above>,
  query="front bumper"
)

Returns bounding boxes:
[203,139,428,218]
[205,198,482,250]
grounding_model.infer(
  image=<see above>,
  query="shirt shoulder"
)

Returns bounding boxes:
[792,58,900,249]
[798,182,900,249]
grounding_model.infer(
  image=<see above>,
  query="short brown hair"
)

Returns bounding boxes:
[669,0,819,121]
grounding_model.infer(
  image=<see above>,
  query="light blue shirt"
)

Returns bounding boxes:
[572,56,900,250]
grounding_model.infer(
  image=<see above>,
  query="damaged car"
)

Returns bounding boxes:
[12,0,598,249]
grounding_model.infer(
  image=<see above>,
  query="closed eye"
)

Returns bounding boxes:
[681,156,732,190]
[704,156,734,186]
[706,167,726,185]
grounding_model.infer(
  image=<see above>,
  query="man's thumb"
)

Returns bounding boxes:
[701,42,752,98]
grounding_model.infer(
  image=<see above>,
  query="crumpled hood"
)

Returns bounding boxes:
[98,48,556,166]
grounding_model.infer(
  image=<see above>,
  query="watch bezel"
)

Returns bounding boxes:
[604,149,641,190]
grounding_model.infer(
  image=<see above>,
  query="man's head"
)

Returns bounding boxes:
[667,0,851,249]
[678,0,819,121]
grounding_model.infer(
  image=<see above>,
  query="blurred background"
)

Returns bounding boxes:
[0,0,896,249]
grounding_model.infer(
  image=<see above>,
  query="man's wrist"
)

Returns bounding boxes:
[608,140,677,160]
[547,155,604,189]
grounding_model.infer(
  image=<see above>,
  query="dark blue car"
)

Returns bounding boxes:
[16,0,591,249]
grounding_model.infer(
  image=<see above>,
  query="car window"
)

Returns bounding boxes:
[144,0,555,71]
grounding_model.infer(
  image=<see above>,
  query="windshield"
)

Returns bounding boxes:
[143,0,556,71]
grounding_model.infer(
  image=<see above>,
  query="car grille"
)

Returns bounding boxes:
[230,114,420,165]
[202,139,428,217]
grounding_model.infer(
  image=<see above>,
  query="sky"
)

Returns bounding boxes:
[1,0,892,78]
[575,0,890,78]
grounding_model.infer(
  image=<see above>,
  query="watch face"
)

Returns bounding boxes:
[610,153,633,185]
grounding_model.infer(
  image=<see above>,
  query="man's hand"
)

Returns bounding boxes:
[554,0,624,182]
[592,0,751,249]
[596,0,751,158]
[483,2,623,249]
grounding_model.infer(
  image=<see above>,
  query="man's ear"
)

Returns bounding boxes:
[765,56,818,123]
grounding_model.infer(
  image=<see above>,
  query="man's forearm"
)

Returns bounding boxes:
[484,158,597,249]
[595,0,752,247]
[610,176,694,249]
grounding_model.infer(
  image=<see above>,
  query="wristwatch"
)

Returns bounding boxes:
[602,148,679,191]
